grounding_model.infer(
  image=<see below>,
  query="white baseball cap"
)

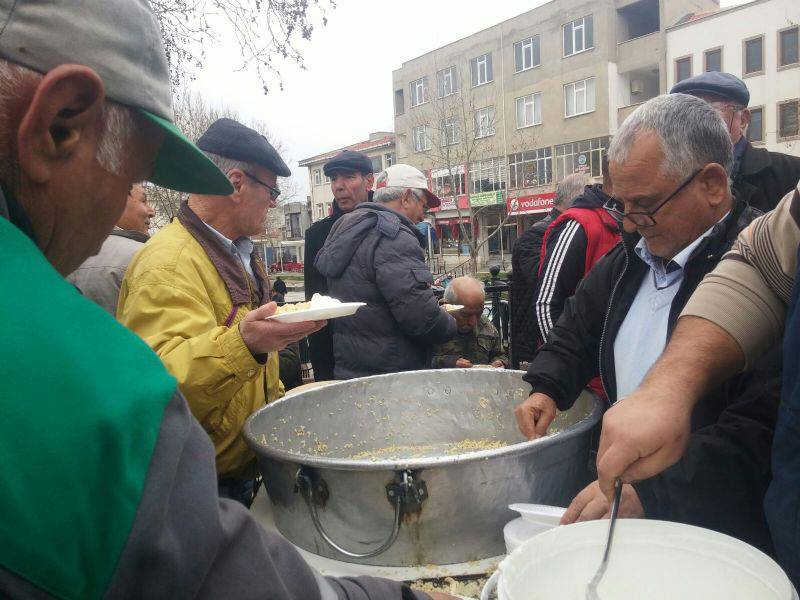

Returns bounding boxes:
[375,164,441,208]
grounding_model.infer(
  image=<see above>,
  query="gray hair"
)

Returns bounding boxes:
[555,173,592,209]
[0,60,134,178]
[609,93,734,179]
[374,186,422,203]
[443,277,485,304]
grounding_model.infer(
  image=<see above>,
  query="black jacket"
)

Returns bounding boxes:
[315,203,455,380]
[535,184,615,344]
[524,199,780,552]
[510,208,559,367]
[734,140,800,212]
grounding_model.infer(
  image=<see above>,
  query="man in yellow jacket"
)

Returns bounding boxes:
[119,118,324,506]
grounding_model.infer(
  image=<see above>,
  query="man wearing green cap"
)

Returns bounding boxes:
[0,1,452,599]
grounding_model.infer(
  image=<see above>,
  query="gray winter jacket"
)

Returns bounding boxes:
[315,203,456,379]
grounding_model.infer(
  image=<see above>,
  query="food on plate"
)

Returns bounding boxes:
[275,293,344,314]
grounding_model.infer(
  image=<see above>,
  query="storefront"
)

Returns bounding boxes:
[507,191,557,234]
[429,193,473,254]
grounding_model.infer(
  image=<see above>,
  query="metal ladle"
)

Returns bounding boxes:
[586,479,623,600]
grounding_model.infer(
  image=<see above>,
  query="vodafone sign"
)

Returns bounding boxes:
[507,192,556,216]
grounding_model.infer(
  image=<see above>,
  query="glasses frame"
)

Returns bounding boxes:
[603,168,703,228]
[242,170,281,200]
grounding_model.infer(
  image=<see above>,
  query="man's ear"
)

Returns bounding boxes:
[17,65,105,184]
[698,163,730,207]
[227,169,245,199]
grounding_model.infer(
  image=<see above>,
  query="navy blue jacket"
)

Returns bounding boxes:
[315,203,456,379]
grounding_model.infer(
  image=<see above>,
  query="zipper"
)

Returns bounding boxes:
[598,244,629,403]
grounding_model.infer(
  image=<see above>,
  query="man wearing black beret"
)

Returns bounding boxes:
[671,72,800,212]
[119,118,325,506]
[304,150,374,380]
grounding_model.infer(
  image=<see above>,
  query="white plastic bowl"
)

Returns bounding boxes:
[483,519,797,600]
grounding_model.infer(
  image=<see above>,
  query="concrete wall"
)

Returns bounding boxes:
[667,0,800,155]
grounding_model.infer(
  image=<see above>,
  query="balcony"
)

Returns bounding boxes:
[618,66,660,109]
[616,31,662,73]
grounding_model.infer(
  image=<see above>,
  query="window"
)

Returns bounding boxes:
[410,77,428,107]
[385,152,395,167]
[286,213,302,239]
[748,106,764,143]
[470,53,493,87]
[563,15,593,57]
[432,166,466,197]
[564,78,595,117]
[704,48,722,72]
[514,36,541,72]
[313,169,322,186]
[778,99,799,139]
[370,155,383,173]
[508,148,553,189]
[412,125,432,151]
[437,66,458,98]
[441,117,460,146]
[469,157,507,194]
[474,106,496,138]
[744,36,764,75]
[554,137,608,181]
[394,89,405,116]
[675,56,692,82]
[780,26,799,67]
[515,93,542,128]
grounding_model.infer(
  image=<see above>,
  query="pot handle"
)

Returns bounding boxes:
[295,469,402,559]
[481,570,500,600]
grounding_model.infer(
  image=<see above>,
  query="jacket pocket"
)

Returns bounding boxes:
[411,268,433,288]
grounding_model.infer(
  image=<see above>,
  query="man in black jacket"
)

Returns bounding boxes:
[304,150,373,380]
[509,180,578,367]
[515,94,780,552]
[671,71,800,212]
[315,165,456,379]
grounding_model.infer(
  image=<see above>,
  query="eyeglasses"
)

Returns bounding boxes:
[603,168,703,228]
[242,170,281,200]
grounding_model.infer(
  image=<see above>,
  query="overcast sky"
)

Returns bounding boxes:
[190,0,749,201]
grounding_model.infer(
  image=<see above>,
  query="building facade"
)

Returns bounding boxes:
[392,0,718,269]
[667,0,800,155]
[299,132,396,223]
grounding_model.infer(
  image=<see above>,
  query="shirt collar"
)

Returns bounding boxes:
[634,211,730,289]
[204,222,253,257]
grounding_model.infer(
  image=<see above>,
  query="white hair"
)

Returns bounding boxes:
[0,59,135,178]
[554,173,592,209]
[374,186,422,203]
[443,277,485,304]
[202,151,259,176]
[609,93,733,180]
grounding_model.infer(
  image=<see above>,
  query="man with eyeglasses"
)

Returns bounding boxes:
[118,118,325,506]
[315,164,456,379]
[671,71,800,212]
[514,94,780,550]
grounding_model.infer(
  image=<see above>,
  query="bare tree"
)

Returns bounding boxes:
[149,0,335,93]
[147,89,293,229]
[409,69,530,274]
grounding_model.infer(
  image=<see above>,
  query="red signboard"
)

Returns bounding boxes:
[430,194,470,213]
[507,192,556,216]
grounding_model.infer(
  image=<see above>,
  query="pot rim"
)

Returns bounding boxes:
[244,370,603,471]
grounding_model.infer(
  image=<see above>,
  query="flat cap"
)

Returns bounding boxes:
[197,118,291,177]
[670,72,750,107]
[323,150,373,176]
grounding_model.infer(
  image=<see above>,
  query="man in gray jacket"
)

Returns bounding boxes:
[68,183,154,314]
[316,164,456,379]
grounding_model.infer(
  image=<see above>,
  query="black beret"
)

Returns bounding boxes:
[670,72,750,107]
[323,150,373,176]
[196,118,291,177]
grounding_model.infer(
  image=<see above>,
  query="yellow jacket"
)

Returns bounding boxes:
[118,211,282,479]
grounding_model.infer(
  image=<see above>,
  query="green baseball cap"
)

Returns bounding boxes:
[0,0,233,196]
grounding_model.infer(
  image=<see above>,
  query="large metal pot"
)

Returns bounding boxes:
[244,369,601,566]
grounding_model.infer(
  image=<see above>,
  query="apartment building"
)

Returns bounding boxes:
[299,132,396,223]
[667,0,800,155]
[392,0,717,268]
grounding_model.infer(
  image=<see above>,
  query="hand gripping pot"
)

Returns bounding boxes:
[482,519,798,600]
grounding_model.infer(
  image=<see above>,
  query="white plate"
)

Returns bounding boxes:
[266,303,366,323]
[444,304,465,312]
